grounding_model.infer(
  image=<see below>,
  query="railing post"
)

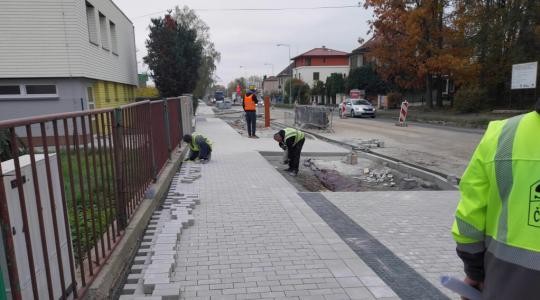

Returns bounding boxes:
[112,108,127,230]
[162,99,172,159]
[177,98,183,141]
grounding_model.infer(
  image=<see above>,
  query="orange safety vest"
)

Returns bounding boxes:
[244,94,256,111]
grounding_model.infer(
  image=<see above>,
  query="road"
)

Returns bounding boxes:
[271,108,486,176]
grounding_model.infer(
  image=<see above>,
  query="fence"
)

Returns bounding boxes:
[0,96,192,299]
[294,105,334,130]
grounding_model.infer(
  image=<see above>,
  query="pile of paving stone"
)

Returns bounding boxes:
[119,164,202,300]
[360,167,397,187]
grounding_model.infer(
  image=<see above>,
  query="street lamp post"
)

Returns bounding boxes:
[277,43,293,104]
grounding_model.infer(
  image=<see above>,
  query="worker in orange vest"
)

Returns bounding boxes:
[243,88,259,138]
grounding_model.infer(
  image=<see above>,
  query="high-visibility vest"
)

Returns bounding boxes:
[189,133,212,152]
[452,111,540,298]
[244,94,256,111]
[283,128,305,146]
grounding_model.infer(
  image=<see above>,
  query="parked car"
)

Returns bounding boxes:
[345,99,376,118]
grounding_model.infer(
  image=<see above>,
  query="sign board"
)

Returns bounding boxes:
[511,62,538,90]
[350,89,365,99]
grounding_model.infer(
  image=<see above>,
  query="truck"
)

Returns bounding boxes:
[214,91,225,102]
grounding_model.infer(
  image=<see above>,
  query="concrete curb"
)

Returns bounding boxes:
[84,146,188,299]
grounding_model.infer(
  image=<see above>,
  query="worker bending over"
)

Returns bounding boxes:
[273,128,305,176]
[183,133,212,163]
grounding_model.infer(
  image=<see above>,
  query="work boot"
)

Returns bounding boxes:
[283,167,293,172]
[288,170,298,177]
[252,134,259,139]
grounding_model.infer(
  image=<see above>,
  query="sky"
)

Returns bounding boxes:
[112,0,374,86]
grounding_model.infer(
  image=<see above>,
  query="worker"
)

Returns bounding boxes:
[183,133,212,163]
[243,88,259,138]
[273,128,305,176]
[452,103,540,299]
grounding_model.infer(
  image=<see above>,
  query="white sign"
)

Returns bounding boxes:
[511,62,537,90]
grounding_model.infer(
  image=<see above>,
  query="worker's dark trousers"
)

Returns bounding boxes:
[288,138,305,172]
[245,111,257,136]
[189,143,212,160]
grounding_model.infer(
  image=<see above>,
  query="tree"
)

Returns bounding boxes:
[172,6,221,101]
[285,79,310,104]
[325,73,346,104]
[364,0,474,108]
[144,12,203,97]
[453,0,540,108]
[346,65,389,95]
[311,81,326,96]
[227,77,247,97]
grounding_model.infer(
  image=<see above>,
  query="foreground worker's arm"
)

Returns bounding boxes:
[452,130,491,283]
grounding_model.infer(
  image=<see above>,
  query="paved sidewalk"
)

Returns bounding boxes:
[322,192,463,299]
[172,104,398,299]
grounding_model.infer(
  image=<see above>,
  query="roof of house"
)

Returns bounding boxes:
[264,76,278,81]
[277,63,294,77]
[351,36,381,55]
[292,47,349,59]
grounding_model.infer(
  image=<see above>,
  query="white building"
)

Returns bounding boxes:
[0,0,138,120]
[291,47,350,88]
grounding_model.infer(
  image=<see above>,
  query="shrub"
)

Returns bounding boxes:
[454,85,488,113]
[386,92,402,108]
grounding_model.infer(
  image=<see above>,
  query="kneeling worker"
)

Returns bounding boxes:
[183,133,213,163]
[273,128,305,176]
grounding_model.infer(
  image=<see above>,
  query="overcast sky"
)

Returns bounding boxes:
[112,0,373,85]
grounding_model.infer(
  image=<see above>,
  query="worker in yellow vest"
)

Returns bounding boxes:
[452,103,540,299]
[273,128,305,177]
[183,133,212,163]
[243,88,259,138]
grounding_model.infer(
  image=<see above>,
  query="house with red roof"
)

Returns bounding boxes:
[291,46,350,87]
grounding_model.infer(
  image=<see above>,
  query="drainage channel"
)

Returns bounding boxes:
[298,192,451,300]
[271,121,461,186]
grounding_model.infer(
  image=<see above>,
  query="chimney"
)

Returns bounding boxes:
[322,45,327,49]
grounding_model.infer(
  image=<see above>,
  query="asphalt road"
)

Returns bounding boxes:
[271,108,486,176]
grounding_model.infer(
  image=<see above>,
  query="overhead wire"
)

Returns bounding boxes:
[133,4,361,19]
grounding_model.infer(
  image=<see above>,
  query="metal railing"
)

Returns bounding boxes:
[0,97,191,299]
[294,105,334,130]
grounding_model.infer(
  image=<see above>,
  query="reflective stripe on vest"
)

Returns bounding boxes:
[244,95,256,111]
[190,134,201,152]
[284,128,305,146]
[494,115,524,242]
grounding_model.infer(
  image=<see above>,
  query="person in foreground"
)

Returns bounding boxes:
[183,133,212,163]
[452,100,540,299]
[273,128,305,177]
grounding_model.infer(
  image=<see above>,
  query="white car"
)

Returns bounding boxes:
[345,99,376,118]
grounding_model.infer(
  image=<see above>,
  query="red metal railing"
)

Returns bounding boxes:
[0,98,186,299]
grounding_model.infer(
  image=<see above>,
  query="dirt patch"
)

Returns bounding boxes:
[264,154,439,192]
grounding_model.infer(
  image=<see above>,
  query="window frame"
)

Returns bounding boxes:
[86,1,99,46]
[99,12,110,51]
[0,84,58,99]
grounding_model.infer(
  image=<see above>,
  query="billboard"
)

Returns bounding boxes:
[511,62,538,90]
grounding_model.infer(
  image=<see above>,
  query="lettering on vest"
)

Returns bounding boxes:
[529,181,540,227]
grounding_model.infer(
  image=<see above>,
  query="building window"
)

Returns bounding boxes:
[86,2,98,45]
[114,84,119,102]
[99,12,110,50]
[26,85,57,95]
[313,72,320,81]
[0,85,21,95]
[0,84,58,99]
[110,21,118,54]
[104,83,111,102]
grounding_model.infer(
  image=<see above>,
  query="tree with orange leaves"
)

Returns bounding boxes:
[364,0,476,108]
